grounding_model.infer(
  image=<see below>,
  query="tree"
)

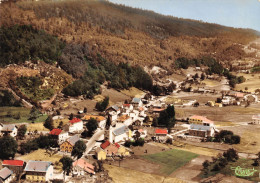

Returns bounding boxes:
[83,107,87,113]
[69,113,74,120]
[202,160,210,175]
[71,140,86,159]
[44,116,54,131]
[223,148,239,162]
[201,73,206,80]
[57,121,63,129]
[60,156,73,175]
[86,118,98,135]
[0,136,18,159]
[17,125,27,139]
[81,130,88,138]
[158,105,175,129]
[95,96,109,111]
[29,106,40,121]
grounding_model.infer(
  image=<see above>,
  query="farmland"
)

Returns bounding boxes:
[143,149,198,175]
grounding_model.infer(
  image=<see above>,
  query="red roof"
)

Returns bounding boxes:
[2,160,24,166]
[155,129,168,135]
[114,143,120,148]
[123,104,130,107]
[49,128,62,135]
[69,118,82,124]
[73,158,95,174]
[100,140,110,149]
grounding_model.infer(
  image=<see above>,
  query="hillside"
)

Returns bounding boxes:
[0,0,259,70]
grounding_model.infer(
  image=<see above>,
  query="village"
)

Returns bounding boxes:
[1,73,260,183]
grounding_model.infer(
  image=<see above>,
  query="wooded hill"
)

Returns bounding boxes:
[0,0,259,70]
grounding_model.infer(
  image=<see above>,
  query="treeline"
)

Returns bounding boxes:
[175,57,245,87]
[0,25,64,67]
[61,46,153,97]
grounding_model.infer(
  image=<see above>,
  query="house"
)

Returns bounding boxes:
[188,115,216,137]
[108,111,118,121]
[207,101,215,107]
[60,135,80,153]
[117,146,130,156]
[95,148,106,160]
[131,98,142,107]
[138,107,146,117]
[0,167,14,183]
[215,103,223,108]
[24,161,53,182]
[117,114,132,126]
[2,160,25,174]
[0,124,17,137]
[49,129,69,143]
[82,115,106,129]
[155,129,168,139]
[122,104,134,112]
[73,158,95,176]
[252,114,260,124]
[69,118,83,133]
[152,108,165,114]
[105,143,120,156]
[109,124,132,143]
[106,105,121,115]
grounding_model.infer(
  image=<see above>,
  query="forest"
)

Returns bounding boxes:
[0,25,64,67]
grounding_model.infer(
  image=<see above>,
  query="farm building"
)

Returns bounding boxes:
[188,115,216,137]
[2,160,25,174]
[252,114,260,124]
[24,161,53,182]
[0,167,14,183]
[131,98,143,107]
[0,124,17,137]
[73,158,95,176]
[109,124,132,143]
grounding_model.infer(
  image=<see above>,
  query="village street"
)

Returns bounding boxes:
[85,128,105,155]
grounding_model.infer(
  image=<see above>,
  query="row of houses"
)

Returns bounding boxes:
[0,158,96,183]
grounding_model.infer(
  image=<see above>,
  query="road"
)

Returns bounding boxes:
[84,128,105,155]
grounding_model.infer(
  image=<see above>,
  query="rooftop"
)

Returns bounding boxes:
[155,129,168,135]
[67,135,80,146]
[69,118,82,124]
[0,167,13,180]
[132,98,141,103]
[49,128,62,136]
[73,158,95,174]
[82,115,106,122]
[100,140,110,149]
[117,114,130,122]
[189,115,214,124]
[1,124,16,132]
[113,125,129,136]
[2,160,24,167]
[24,161,52,172]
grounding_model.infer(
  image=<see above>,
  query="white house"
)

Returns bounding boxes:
[0,124,17,137]
[49,129,69,143]
[24,161,53,182]
[252,114,260,124]
[69,118,83,133]
[131,98,142,107]
[109,124,131,143]
[106,105,121,115]
[108,111,118,121]
[0,167,14,183]
[82,115,106,129]
[122,104,134,113]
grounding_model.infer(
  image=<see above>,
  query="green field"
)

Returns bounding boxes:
[0,107,47,123]
[143,149,198,175]
[202,158,260,182]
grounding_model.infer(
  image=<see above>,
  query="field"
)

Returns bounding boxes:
[0,107,48,123]
[201,79,221,87]
[142,149,198,175]
[27,122,48,132]
[18,149,62,163]
[121,87,145,98]
[221,125,260,154]
[104,164,186,183]
[234,73,260,92]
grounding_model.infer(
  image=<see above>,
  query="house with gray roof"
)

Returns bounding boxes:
[131,98,142,107]
[109,124,131,143]
[24,160,53,182]
[0,124,17,137]
[0,167,14,183]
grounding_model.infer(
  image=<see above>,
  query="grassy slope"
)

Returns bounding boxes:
[143,149,198,175]
[0,107,47,123]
